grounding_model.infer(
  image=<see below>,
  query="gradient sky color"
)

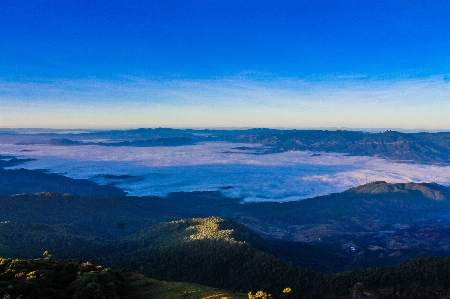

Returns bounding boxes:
[1,0,450,129]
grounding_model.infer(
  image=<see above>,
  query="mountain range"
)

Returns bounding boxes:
[3,129,450,297]
[3,128,450,164]
[2,173,450,298]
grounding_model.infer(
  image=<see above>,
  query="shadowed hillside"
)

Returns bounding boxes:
[2,180,450,271]
[110,217,450,299]
[109,217,323,296]
[0,168,126,197]
[4,216,450,298]
[0,257,249,299]
[0,222,111,260]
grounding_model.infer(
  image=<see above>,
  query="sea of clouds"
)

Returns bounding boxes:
[1,142,450,202]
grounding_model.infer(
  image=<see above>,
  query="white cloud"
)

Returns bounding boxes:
[1,142,450,202]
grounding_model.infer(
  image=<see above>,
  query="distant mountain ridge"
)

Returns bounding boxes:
[230,130,450,164]
[16,136,198,147]
[4,128,450,164]
[345,181,450,200]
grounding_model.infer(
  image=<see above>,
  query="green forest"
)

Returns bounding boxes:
[3,217,450,298]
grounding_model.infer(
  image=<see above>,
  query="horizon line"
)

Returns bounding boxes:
[1,126,449,134]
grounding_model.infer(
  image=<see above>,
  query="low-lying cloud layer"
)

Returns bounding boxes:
[2,142,450,202]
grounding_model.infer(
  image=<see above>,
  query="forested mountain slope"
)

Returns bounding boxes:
[2,181,450,271]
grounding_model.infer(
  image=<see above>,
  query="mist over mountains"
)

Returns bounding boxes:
[3,128,450,298]
[1,129,450,202]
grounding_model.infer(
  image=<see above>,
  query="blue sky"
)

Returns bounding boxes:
[1,0,449,129]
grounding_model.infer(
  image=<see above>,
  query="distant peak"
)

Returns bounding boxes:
[344,181,450,200]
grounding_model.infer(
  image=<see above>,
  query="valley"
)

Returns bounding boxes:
[3,128,450,164]
[2,129,450,298]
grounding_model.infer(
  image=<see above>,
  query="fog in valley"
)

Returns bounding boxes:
[1,142,450,202]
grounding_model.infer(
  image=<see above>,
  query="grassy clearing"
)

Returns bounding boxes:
[124,272,248,299]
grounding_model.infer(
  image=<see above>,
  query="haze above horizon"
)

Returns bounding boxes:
[1,1,449,129]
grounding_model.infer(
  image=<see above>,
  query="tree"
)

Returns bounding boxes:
[43,250,52,259]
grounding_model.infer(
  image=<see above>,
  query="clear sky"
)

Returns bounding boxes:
[1,0,449,129]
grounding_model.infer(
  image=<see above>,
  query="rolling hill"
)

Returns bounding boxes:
[4,214,450,298]
[102,217,450,299]
[2,175,450,271]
